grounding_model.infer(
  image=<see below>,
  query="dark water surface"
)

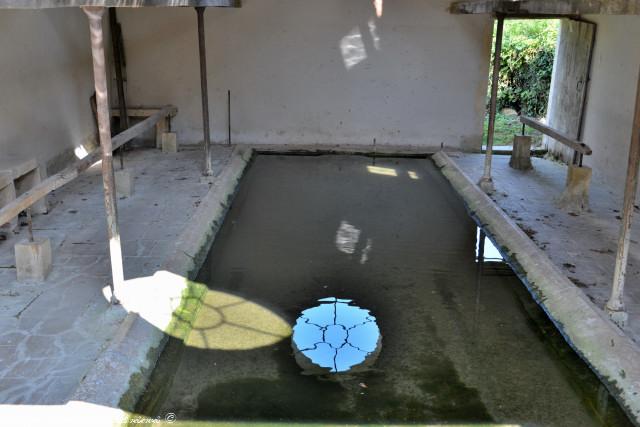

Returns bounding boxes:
[137,155,632,426]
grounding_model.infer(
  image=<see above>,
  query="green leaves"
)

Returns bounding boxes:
[490,20,559,118]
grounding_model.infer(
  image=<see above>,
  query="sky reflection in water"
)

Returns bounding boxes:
[292,298,381,373]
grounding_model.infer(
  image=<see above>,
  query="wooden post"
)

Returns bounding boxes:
[83,6,124,304]
[509,135,533,170]
[478,15,505,194]
[196,7,213,176]
[109,8,129,170]
[606,66,640,328]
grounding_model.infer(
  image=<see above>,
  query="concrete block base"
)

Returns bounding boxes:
[162,132,178,154]
[115,169,134,198]
[557,165,591,213]
[510,135,533,171]
[15,238,52,282]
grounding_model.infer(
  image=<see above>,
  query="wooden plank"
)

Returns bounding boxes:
[0,0,240,9]
[0,105,176,227]
[450,0,640,15]
[111,106,177,118]
[520,116,592,155]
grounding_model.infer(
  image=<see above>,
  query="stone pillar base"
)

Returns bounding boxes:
[509,135,533,171]
[478,176,495,194]
[557,165,591,213]
[606,305,629,329]
[115,169,134,198]
[162,132,178,154]
[15,238,52,282]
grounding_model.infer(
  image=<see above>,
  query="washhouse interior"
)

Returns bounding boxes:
[135,154,632,425]
[4,1,640,426]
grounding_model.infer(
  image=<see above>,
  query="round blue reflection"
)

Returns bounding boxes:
[291,298,381,374]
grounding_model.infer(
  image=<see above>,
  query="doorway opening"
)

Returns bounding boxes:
[484,18,560,151]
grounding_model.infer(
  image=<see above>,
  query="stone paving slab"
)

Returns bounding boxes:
[452,153,640,343]
[0,146,233,405]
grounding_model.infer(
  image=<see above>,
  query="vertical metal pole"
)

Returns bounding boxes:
[26,208,34,243]
[228,89,231,146]
[84,6,124,304]
[196,7,213,176]
[479,15,505,194]
[605,66,640,328]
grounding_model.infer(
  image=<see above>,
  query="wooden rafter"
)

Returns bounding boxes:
[450,0,640,16]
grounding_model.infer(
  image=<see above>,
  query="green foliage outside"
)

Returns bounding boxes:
[483,113,543,147]
[484,20,558,146]
[491,19,559,118]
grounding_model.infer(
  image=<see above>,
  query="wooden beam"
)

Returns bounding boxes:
[520,116,592,155]
[85,5,125,301]
[451,0,640,16]
[111,106,177,118]
[0,0,241,9]
[196,6,213,176]
[0,106,175,228]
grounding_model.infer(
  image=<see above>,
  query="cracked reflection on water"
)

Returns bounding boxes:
[292,297,381,374]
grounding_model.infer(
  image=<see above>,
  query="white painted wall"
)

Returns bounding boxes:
[0,9,98,174]
[580,15,640,193]
[119,0,493,149]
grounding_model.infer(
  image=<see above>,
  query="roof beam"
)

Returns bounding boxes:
[450,0,640,15]
[0,0,240,9]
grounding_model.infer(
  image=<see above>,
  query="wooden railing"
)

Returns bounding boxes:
[0,105,177,227]
[520,116,592,163]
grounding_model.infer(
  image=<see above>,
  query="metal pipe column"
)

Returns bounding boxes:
[478,15,505,194]
[196,6,213,176]
[83,6,124,303]
[606,66,640,328]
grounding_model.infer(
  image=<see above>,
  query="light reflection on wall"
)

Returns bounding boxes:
[374,0,384,17]
[340,27,367,69]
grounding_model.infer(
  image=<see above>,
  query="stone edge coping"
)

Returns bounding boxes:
[65,146,254,424]
[432,150,640,426]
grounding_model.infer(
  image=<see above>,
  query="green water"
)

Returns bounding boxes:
[136,155,632,426]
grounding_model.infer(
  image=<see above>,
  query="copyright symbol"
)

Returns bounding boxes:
[165,413,176,423]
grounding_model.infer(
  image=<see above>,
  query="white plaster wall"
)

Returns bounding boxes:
[119,0,492,149]
[0,8,97,173]
[580,15,640,193]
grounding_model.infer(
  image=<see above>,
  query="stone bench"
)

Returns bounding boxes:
[0,156,47,232]
[111,107,176,149]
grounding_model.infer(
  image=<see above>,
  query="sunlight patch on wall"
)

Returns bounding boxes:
[374,0,383,17]
[369,18,381,50]
[74,145,89,160]
[340,27,367,69]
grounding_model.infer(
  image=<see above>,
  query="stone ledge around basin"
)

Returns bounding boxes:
[432,150,640,426]
[68,147,253,424]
